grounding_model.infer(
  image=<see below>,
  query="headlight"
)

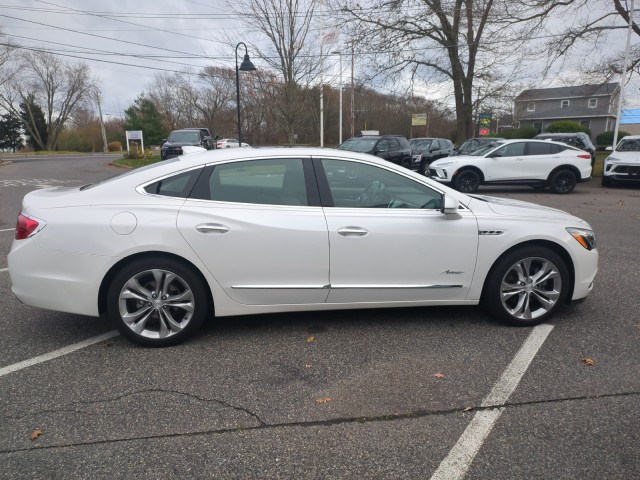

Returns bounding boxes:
[566,227,596,250]
[434,161,456,167]
[606,157,619,163]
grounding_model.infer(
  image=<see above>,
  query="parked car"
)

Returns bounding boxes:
[409,137,455,174]
[183,128,214,150]
[602,135,640,187]
[216,138,250,148]
[9,147,598,347]
[161,129,210,159]
[338,134,413,168]
[535,132,596,167]
[454,137,505,155]
[429,139,592,193]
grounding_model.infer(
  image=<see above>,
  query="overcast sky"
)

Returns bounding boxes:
[1,0,245,116]
[1,0,638,117]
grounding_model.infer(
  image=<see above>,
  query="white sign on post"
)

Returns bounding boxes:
[125,130,144,153]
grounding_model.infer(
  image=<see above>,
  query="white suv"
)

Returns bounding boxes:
[602,135,640,187]
[429,139,592,193]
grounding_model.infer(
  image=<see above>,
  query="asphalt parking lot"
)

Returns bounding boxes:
[0,154,639,479]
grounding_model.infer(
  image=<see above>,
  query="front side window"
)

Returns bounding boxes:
[198,158,308,206]
[321,159,443,209]
[493,142,526,157]
[431,139,441,150]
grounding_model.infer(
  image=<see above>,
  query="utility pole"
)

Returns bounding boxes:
[95,91,108,153]
[350,42,355,138]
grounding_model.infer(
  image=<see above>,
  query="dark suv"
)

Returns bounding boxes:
[161,129,211,159]
[409,137,455,174]
[534,132,596,167]
[183,128,214,150]
[337,135,413,168]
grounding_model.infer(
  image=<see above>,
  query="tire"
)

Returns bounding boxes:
[484,246,569,326]
[106,257,208,347]
[549,169,577,194]
[402,158,412,169]
[453,169,481,193]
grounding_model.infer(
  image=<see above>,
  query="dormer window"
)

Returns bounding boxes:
[527,102,535,112]
[561,99,570,108]
[588,98,597,108]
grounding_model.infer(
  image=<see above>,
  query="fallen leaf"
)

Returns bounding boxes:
[433,372,445,379]
[315,397,332,404]
[582,357,595,366]
[617,200,625,206]
[462,406,474,412]
[30,429,43,441]
[305,363,312,368]
[306,336,314,343]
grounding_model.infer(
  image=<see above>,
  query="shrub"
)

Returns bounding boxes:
[545,121,591,136]
[595,130,630,146]
[509,127,539,139]
[124,144,154,160]
[107,141,122,152]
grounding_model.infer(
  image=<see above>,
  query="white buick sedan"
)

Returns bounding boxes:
[8,148,598,347]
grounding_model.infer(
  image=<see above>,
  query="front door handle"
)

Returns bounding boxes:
[195,223,230,234]
[337,227,369,237]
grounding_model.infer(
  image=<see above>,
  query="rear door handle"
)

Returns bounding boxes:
[195,223,230,234]
[337,227,369,237]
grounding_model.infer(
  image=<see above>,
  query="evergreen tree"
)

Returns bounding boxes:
[124,95,168,145]
[19,93,47,151]
[0,111,24,152]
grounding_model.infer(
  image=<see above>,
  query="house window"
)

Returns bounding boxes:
[580,120,591,129]
[588,98,597,108]
[561,99,570,108]
[527,102,535,112]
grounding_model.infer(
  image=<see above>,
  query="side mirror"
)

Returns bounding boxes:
[441,195,459,215]
[606,146,613,151]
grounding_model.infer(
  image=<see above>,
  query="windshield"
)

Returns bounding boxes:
[616,138,640,152]
[338,137,378,153]
[80,158,181,190]
[167,131,200,143]
[409,139,432,150]
[470,141,504,156]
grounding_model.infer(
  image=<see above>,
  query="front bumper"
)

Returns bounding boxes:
[603,162,640,181]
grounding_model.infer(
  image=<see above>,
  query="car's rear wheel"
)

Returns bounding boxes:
[453,169,481,193]
[106,257,208,347]
[484,246,569,326]
[549,169,577,194]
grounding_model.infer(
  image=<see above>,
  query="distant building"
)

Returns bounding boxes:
[514,83,620,140]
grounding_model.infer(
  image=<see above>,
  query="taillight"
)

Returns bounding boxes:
[15,213,45,240]
[578,154,591,159]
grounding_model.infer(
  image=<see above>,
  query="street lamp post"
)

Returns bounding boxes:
[332,51,343,145]
[235,42,256,146]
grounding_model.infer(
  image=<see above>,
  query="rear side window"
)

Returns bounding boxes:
[144,169,201,198]
[527,143,553,156]
[192,158,310,206]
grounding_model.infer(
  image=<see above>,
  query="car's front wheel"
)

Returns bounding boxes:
[106,257,208,347]
[484,246,569,326]
[549,169,577,194]
[453,169,481,193]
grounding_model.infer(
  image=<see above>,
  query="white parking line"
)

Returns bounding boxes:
[0,268,8,273]
[0,228,15,232]
[430,324,554,480]
[0,330,120,377]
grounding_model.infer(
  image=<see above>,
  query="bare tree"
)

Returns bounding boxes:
[0,49,97,150]
[224,0,319,144]
[0,30,17,88]
[333,1,571,142]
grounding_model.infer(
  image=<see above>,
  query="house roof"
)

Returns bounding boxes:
[515,83,619,101]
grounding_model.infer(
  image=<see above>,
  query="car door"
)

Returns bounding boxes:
[484,142,527,180]
[524,142,556,179]
[430,139,441,160]
[315,157,479,304]
[177,157,330,305]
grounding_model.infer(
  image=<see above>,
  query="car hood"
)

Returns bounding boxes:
[431,154,476,166]
[469,194,588,225]
[608,151,640,163]
[162,140,200,147]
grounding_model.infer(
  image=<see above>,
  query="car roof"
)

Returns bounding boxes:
[536,133,584,138]
[619,135,640,140]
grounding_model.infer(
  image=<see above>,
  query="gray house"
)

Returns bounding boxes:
[514,83,620,140]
